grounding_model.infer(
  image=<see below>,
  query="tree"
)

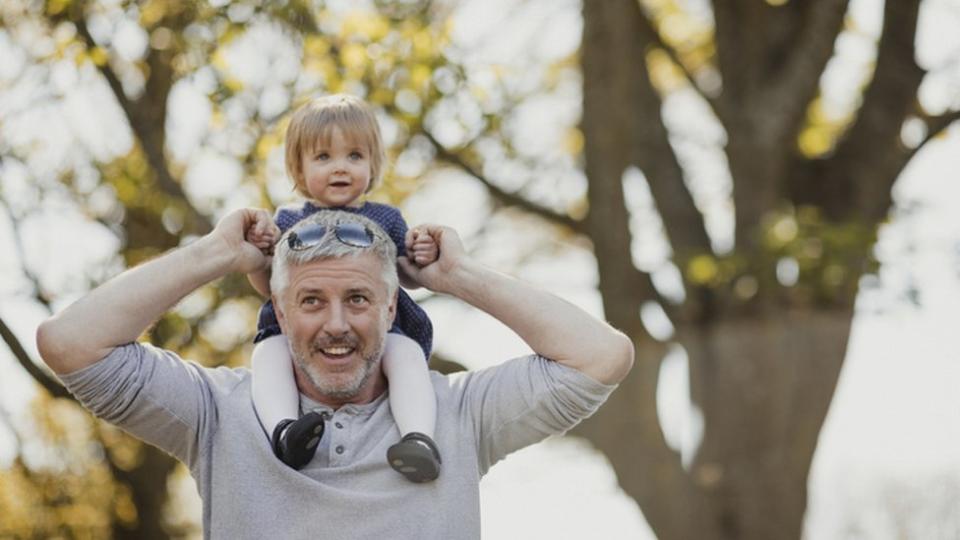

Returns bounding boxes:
[1,0,958,538]
[571,1,959,539]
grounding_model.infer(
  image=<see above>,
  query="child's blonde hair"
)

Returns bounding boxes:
[284,94,386,197]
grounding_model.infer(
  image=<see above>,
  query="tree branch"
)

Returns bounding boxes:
[625,2,713,258]
[826,0,924,222]
[761,0,848,141]
[893,108,960,176]
[422,131,586,234]
[0,316,72,400]
[918,109,960,150]
[0,199,71,399]
[634,5,722,120]
[712,0,757,109]
[69,10,212,235]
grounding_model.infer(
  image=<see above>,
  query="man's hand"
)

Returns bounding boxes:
[244,210,281,255]
[406,228,440,267]
[399,224,468,295]
[214,208,276,275]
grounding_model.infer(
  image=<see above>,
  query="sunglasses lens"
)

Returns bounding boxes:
[288,224,327,250]
[335,223,374,247]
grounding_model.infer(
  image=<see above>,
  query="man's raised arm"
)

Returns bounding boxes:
[401,225,634,385]
[37,208,274,374]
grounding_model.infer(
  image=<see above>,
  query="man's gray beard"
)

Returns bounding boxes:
[292,337,384,401]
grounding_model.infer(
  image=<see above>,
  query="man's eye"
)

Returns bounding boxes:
[302,297,319,306]
[348,295,368,305]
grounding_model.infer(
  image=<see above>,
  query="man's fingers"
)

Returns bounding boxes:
[242,209,280,247]
[405,228,418,248]
[212,208,277,273]
[411,242,439,267]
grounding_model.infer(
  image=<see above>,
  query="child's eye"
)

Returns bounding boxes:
[349,151,363,160]
[316,152,329,160]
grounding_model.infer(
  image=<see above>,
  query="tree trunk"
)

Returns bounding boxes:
[110,446,179,540]
[681,310,851,540]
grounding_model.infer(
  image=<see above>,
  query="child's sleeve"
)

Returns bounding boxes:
[274,206,299,234]
[383,206,409,258]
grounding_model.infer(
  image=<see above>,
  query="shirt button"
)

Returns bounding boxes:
[335,445,345,454]
[335,422,344,429]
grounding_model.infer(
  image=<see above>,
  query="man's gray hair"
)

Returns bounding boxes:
[270,210,399,303]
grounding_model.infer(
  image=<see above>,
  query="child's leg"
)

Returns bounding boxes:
[383,333,442,482]
[251,334,299,437]
[381,333,436,438]
[252,334,325,470]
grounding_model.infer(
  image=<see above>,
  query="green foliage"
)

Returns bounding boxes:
[681,206,879,314]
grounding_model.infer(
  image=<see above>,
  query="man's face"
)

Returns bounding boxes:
[274,252,397,406]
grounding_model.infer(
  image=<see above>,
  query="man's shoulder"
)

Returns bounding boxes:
[427,356,536,394]
[202,364,252,393]
[428,355,611,399]
[112,342,252,395]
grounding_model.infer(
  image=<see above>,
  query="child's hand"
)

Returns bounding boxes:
[245,216,281,255]
[407,228,439,267]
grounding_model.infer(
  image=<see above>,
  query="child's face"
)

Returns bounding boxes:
[301,126,372,207]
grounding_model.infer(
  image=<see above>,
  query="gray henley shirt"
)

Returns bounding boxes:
[60,343,616,539]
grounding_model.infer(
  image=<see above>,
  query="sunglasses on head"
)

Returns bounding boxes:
[287,222,375,251]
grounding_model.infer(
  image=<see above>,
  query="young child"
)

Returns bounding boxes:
[245,94,442,482]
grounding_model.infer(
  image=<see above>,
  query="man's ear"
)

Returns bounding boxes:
[272,295,287,333]
[387,289,398,325]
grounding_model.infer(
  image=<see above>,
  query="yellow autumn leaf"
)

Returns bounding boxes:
[410,64,432,92]
[304,35,330,58]
[412,31,434,60]
[798,126,832,158]
[687,254,719,285]
[368,88,394,107]
[765,214,799,248]
[223,77,244,93]
[256,133,280,160]
[646,49,685,93]
[46,0,71,16]
[341,42,367,70]
[562,128,584,156]
[88,46,108,66]
[140,0,166,27]
[342,12,389,41]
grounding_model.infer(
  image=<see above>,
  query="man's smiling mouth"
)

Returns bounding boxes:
[320,346,354,358]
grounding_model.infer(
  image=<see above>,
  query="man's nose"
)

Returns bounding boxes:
[322,302,350,335]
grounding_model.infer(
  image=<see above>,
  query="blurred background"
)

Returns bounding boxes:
[2,0,960,538]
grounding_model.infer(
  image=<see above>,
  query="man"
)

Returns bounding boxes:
[37,208,634,539]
